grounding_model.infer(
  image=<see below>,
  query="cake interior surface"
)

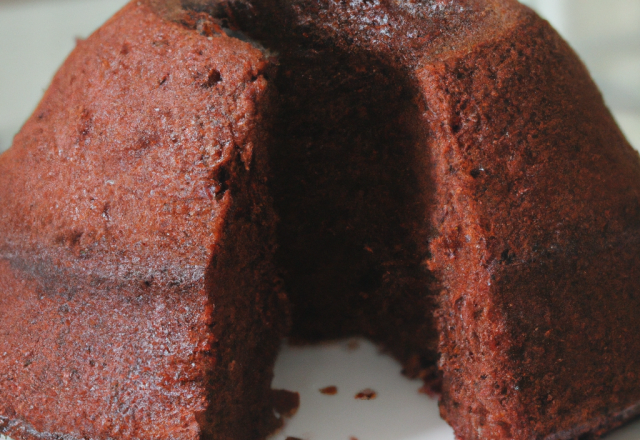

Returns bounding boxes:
[153,0,469,380]
[169,0,522,386]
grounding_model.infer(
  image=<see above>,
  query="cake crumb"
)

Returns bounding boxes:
[272,389,300,417]
[350,437,359,440]
[355,388,377,400]
[319,385,338,395]
[346,339,360,350]
[285,437,303,440]
[419,383,440,398]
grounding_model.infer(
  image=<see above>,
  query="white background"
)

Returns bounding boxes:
[1,1,640,440]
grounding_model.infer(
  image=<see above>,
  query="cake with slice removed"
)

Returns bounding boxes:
[2,0,640,439]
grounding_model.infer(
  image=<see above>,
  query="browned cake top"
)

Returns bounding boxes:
[148,0,529,65]
[0,1,269,287]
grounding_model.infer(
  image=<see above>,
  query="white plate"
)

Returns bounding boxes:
[268,339,640,439]
[1,1,640,439]
[269,339,454,440]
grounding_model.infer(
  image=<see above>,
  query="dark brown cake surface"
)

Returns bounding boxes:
[0,2,286,439]
[3,0,640,439]
[420,13,640,439]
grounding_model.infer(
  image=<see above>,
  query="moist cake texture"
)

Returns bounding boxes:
[2,0,640,439]
[0,4,287,439]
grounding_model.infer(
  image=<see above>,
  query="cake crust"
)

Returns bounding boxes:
[0,2,285,439]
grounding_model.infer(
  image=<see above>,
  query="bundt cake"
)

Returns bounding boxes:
[2,0,640,439]
[0,4,288,438]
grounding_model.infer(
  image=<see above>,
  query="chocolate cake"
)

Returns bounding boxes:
[2,0,640,439]
[0,4,288,439]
